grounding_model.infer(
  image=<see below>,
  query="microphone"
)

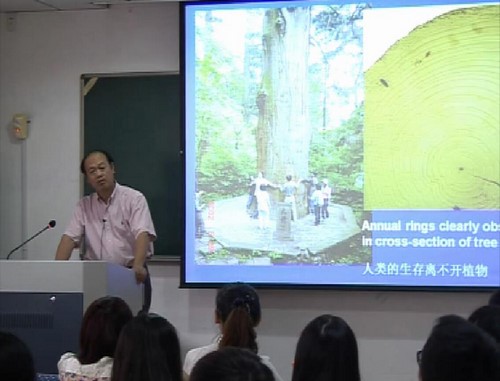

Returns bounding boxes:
[6,220,56,260]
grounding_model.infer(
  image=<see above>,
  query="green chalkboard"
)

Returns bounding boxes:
[82,73,183,259]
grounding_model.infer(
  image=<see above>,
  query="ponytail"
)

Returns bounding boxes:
[218,297,258,353]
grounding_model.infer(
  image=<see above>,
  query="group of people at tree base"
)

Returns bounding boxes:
[246,172,333,228]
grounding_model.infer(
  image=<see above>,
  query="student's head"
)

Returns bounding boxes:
[111,313,181,381]
[419,314,500,381]
[291,314,360,381]
[0,331,35,381]
[286,175,292,181]
[216,283,261,353]
[259,184,267,191]
[80,150,116,192]
[147,313,182,381]
[489,289,500,306]
[468,305,500,344]
[79,296,133,365]
[315,183,322,190]
[190,347,275,381]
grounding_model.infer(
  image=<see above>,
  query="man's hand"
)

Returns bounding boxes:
[133,265,147,284]
[132,231,151,283]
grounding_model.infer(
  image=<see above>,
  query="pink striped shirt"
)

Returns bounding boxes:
[64,183,156,266]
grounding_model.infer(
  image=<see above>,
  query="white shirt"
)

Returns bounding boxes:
[58,352,113,381]
[255,191,271,212]
[322,185,332,200]
[64,183,156,266]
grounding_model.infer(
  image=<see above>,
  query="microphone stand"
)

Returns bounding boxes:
[6,224,52,260]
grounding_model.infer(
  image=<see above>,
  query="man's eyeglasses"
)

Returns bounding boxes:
[416,350,423,366]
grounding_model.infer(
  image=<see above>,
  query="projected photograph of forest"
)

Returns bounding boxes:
[193,3,369,266]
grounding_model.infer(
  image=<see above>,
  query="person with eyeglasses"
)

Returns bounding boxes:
[55,150,156,312]
[417,314,499,381]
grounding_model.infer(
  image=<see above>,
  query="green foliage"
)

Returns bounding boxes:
[268,251,284,260]
[309,104,364,188]
[195,6,367,204]
[197,144,254,199]
[307,3,365,212]
[195,22,258,198]
[200,247,282,264]
[312,4,366,42]
[308,104,364,218]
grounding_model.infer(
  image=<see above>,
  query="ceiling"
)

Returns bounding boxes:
[0,0,185,13]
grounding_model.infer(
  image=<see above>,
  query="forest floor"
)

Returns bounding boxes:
[195,195,362,265]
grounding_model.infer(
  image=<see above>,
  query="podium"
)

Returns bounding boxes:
[0,260,143,374]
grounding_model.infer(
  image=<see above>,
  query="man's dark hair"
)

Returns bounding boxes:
[190,347,275,381]
[80,149,115,174]
[468,305,500,344]
[489,289,500,307]
[420,314,500,381]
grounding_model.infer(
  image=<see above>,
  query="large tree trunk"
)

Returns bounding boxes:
[256,7,312,182]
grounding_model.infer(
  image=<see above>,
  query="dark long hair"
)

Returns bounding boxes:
[149,313,182,381]
[216,283,261,353]
[190,347,275,381]
[292,314,361,381]
[0,331,35,381]
[468,305,500,344]
[78,296,133,364]
[488,289,500,306]
[111,313,181,381]
[421,314,500,381]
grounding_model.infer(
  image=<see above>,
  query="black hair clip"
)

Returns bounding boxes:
[232,297,245,307]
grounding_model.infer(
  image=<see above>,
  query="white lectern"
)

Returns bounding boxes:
[0,260,143,374]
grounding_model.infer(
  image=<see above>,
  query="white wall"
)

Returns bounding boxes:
[0,5,491,381]
[0,4,179,259]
